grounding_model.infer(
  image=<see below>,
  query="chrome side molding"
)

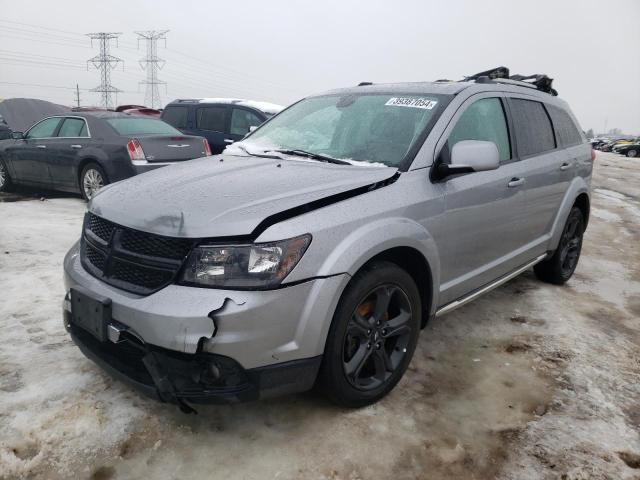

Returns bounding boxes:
[435,254,547,317]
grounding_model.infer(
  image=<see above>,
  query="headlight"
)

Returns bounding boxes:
[179,234,311,289]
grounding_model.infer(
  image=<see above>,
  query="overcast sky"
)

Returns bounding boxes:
[1,0,638,134]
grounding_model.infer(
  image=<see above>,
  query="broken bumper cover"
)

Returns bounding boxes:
[65,315,322,406]
[62,241,348,404]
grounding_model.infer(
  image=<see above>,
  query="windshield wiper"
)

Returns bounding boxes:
[266,148,351,165]
[233,143,282,159]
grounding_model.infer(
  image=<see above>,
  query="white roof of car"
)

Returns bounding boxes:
[198,98,284,114]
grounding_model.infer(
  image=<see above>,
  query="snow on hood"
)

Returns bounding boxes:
[89,154,397,238]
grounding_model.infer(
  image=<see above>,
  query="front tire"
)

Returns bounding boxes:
[534,207,584,285]
[318,261,421,407]
[80,163,108,201]
[0,157,12,192]
[626,149,637,158]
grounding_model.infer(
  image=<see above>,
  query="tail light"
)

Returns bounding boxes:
[127,139,146,164]
[203,139,212,156]
[591,148,596,162]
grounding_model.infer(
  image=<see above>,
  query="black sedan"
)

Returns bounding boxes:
[0,112,212,200]
[615,143,639,158]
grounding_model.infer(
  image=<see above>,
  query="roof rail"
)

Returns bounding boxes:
[358,82,373,86]
[461,66,558,96]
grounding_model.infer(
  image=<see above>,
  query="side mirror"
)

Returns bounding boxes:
[434,140,500,180]
[451,140,500,172]
[11,131,24,139]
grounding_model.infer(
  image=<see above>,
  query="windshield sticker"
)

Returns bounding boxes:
[385,97,438,110]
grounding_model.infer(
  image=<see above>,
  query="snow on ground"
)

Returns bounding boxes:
[0,152,639,479]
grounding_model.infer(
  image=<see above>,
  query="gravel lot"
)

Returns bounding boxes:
[0,151,639,480]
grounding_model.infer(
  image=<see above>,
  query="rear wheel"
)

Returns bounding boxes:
[0,157,12,192]
[534,207,584,285]
[318,261,421,407]
[80,163,108,201]
[626,149,637,158]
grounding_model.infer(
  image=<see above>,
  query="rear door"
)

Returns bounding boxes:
[227,107,265,143]
[48,117,91,189]
[9,117,62,184]
[160,105,189,133]
[506,97,572,256]
[433,94,532,305]
[193,105,230,154]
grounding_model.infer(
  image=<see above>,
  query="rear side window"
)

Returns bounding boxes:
[509,99,556,157]
[196,106,227,132]
[26,117,61,139]
[162,106,189,129]
[105,118,182,136]
[448,97,511,162]
[230,108,262,136]
[547,105,583,147]
[58,118,89,137]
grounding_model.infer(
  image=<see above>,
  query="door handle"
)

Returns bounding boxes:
[36,145,46,149]
[559,162,571,171]
[507,177,525,188]
[224,139,234,144]
[70,144,82,149]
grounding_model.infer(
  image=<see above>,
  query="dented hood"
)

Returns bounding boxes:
[89,154,397,238]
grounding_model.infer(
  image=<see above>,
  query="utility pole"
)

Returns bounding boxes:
[86,32,123,109]
[74,84,81,108]
[135,30,168,109]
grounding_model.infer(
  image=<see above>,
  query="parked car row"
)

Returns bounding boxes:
[591,137,640,157]
[0,97,282,199]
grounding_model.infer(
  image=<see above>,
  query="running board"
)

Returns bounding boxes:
[435,254,547,317]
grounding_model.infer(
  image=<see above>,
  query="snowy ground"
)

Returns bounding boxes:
[0,151,639,480]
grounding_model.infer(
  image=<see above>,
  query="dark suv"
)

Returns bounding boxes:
[160,98,283,154]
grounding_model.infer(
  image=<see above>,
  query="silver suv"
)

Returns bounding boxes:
[63,70,593,411]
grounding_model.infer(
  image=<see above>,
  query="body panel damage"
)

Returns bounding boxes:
[88,154,398,239]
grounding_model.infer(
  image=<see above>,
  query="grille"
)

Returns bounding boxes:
[120,229,192,260]
[81,213,193,295]
[85,243,106,271]
[111,259,174,290]
[88,214,116,242]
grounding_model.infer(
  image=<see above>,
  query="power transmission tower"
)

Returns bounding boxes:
[135,30,168,108]
[74,84,81,108]
[86,32,123,109]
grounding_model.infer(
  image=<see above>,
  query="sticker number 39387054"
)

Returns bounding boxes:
[385,97,438,110]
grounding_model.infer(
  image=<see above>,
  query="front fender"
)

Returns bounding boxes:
[314,218,441,315]
[548,176,590,252]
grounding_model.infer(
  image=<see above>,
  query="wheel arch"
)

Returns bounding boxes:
[548,177,591,252]
[574,192,590,230]
[306,218,441,326]
[77,157,107,189]
[355,246,434,328]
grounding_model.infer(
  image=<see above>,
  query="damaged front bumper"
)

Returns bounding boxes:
[62,242,348,407]
[64,311,322,410]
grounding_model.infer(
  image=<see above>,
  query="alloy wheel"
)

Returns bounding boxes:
[83,169,104,199]
[342,284,413,390]
[559,213,582,275]
[628,150,637,158]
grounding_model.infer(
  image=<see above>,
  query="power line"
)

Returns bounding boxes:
[135,30,168,109]
[86,32,123,109]
[0,57,86,70]
[0,80,136,94]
